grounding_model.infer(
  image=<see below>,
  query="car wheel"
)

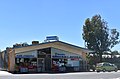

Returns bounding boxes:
[115,69,118,72]
[103,69,106,72]
[97,70,100,72]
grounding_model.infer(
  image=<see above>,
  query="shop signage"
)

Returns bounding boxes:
[52,53,81,59]
[46,36,59,41]
[16,50,37,58]
[16,55,35,58]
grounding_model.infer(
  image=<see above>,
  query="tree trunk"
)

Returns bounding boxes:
[99,53,102,63]
[111,54,113,59]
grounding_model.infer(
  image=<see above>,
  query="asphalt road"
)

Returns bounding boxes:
[0,71,120,79]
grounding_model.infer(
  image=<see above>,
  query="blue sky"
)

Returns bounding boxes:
[0,0,120,51]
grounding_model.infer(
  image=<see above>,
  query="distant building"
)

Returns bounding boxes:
[0,47,12,69]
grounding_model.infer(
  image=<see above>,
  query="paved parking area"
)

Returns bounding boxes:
[0,71,120,79]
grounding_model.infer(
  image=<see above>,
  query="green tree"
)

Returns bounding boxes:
[82,14,120,62]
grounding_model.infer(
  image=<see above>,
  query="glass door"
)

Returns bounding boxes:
[37,58,44,72]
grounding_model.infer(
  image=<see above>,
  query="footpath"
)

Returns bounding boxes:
[0,71,13,76]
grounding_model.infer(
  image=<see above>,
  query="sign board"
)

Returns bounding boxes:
[16,55,34,58]
[46,36,59,41]
[52,53,81,59]
[51,48,82,59]
[16,50,37,58]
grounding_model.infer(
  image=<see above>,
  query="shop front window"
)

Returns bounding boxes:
[15,58,37,73]
[52,58,67,72]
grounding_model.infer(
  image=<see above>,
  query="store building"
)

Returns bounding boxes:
[6,39,93,73]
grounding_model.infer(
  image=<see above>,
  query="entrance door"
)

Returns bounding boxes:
[37,58,44,72]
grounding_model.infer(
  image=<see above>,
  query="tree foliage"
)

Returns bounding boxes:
[82,14,120,62]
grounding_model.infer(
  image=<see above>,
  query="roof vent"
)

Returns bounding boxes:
[32,41,39,45]
[13,43,29,48]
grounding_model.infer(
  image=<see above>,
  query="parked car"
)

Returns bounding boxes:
[96,62,118,72]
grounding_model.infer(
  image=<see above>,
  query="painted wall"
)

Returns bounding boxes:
[8,49,15,72]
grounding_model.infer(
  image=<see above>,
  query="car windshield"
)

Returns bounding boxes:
[97,63,103,67]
